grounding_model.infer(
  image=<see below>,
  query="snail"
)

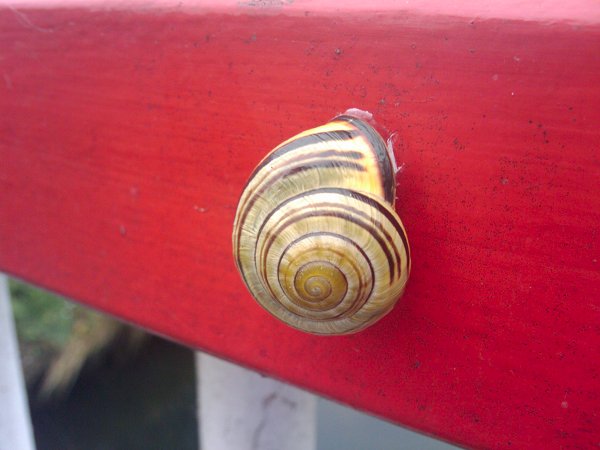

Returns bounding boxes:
[232,112,410,335]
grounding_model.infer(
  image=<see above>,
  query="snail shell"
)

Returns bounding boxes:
[233,114,410,335]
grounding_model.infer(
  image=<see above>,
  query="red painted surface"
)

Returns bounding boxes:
[1,2,599,448]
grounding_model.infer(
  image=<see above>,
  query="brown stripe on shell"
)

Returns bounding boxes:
[280,251,350,312]
[259,209,397,288]
[235,159,368,270]
[242,149,365,196]
[272,231,375,317]
[253,187,409,281]
[334,115,396,204]
[248,129,359,181]
[235,148,366,243]
[257,200,402,285]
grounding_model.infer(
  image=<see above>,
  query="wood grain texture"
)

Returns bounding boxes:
[1,2,599,448]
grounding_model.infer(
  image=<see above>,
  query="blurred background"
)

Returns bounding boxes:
[8,278,457,450]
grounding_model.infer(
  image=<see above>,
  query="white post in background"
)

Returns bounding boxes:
[197,353,316,450]
[0,274,36,450]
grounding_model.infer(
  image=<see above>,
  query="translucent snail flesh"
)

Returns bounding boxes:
[232,114,410,335]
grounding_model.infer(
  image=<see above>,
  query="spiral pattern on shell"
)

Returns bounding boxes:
[233,114,410,335]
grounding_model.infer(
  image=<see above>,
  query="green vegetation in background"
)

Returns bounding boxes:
[9,279,74,352]
[8,280,198,449]
[8,279,137,397]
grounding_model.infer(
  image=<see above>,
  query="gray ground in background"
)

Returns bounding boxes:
[318,398,458,450]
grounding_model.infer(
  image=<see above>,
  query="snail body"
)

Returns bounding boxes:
[233,114,410,335]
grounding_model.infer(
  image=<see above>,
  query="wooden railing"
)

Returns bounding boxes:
[1,0,599,448]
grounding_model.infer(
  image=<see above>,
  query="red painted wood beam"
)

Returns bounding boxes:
[1,1,599,448]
